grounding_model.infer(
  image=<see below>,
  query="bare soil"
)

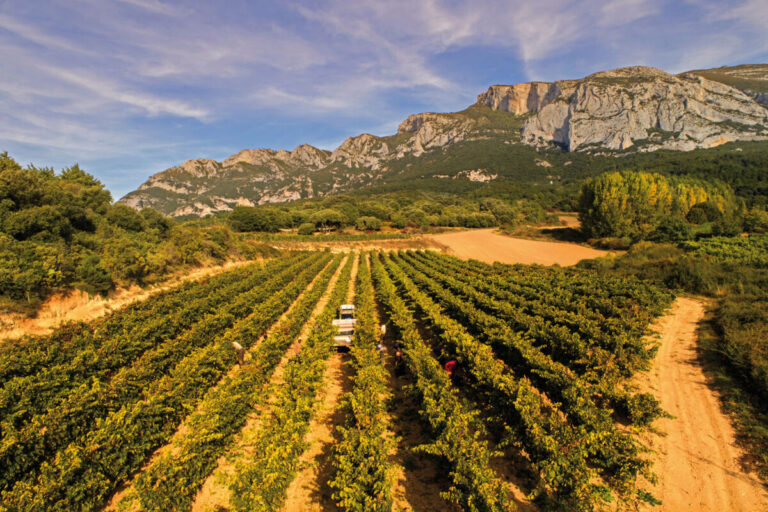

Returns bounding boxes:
[427,228,614,266]
[0,260,253,341]
[641,297,767,511]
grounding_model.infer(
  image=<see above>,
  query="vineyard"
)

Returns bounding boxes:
[0,249,676,512]
[680,234,768,267]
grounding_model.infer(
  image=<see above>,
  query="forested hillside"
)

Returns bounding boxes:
[0,153,275,314]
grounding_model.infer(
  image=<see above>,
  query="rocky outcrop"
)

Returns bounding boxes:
[510,67,768,151]
[477,82,565,115]
[751,92,768,106]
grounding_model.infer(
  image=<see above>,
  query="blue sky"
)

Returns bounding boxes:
[1,0,767,199]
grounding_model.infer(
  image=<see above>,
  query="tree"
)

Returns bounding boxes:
[686,201,723,224]
[743,208,768,233]
[141,208,173,237]
[106,204,147,232]
[579,170,736,240]
[355,216,382,231]
[228,206,282,232]
[309,209,346,231]
[297,222,316,235]
[649,216,692,243]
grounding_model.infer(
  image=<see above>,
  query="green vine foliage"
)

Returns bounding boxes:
[329,254,394,512]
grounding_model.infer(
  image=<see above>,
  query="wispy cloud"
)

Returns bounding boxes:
[1,0,766,198]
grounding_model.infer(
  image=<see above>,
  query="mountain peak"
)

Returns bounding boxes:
[587,66,671,79]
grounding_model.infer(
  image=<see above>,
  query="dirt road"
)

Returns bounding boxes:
[427,228,612,266]
[644,297,767,511]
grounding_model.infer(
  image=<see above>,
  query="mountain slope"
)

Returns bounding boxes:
[686,64,768,105]
[121,64,768,217]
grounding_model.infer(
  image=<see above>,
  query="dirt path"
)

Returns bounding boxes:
[426,228,613,266]
[643,297,767,511]
[104,257,336,511]
[281,253,359,512]
[190,255,349,512]
[0,259,255,341]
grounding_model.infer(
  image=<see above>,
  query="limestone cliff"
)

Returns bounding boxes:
[478,66,768,152]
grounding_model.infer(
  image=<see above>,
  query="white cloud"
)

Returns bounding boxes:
[1,0,766,197]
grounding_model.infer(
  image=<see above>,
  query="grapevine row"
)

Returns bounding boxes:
[410,252,670,424]
[0,253,320,492]
[329,253,395,512]
[417,251,654,346]
[0,260,261,382]
[0,255,304,433]
[370,252,512,512]
[228,254,355,512]
[121,254,344,511]
[0,253,332,510]
[379,253,599,510]
[461,256,672,319]
[393,252,656,499]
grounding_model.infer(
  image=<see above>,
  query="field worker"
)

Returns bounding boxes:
[377,341,387,359]
[444,359,458,381]
[232,341,245,365]
[380,323,387,338]
[394,346,405,376]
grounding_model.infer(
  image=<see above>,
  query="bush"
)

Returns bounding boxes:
[297,222,315,235]
[141,209,173,237]
[588,237,631,250]
[390,214,407,229]
[309,209,347,231]
[355,216,382,231]
[686,201,724,224]
[228,206,282,232]
[649,216,692,243]
[74,254,113,295]
[743,208,768,233]
[711,216,743,237]
[106,204,147,232]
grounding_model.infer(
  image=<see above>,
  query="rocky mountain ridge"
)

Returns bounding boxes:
[121,64,768,217]
[480,66,768,151]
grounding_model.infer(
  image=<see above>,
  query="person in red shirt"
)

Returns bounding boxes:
[444,359,458,381]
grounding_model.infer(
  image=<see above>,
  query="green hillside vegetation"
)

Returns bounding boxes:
[224,191,557,234]
[578,170,738,240]
[0,152,276,314]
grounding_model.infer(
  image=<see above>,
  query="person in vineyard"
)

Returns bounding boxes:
[377,341,387,359]
[444,359,459,383]
[232,341,246,365]
[380,323,387,338]
[394,345,405,376]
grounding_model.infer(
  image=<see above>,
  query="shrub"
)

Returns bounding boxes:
[309,209,347,231]
[297,222,316,235]
[649,216,692,243]
[228,206,282,232]
[106,204,147,232]
[355,216,382,231]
